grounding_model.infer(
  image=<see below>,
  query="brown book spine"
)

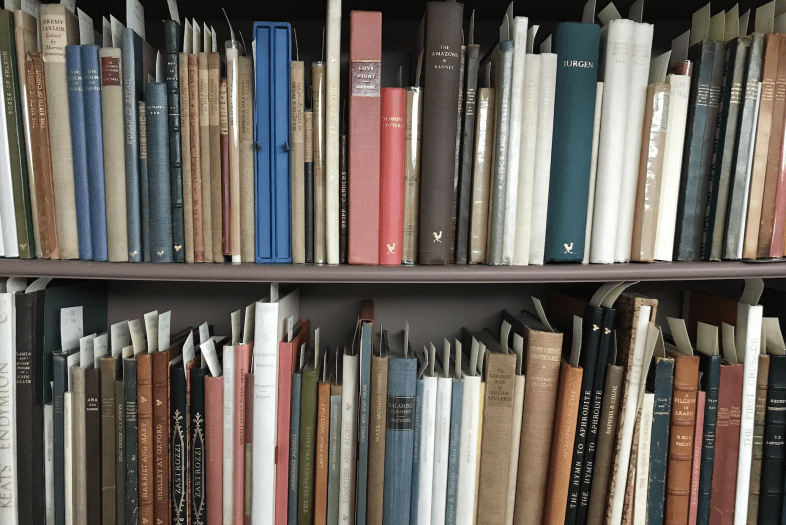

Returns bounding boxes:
[188,54,205,262]
[137,353,155,525]
[220,78,230,256]
[238,56,255,262]
[747,355,770,524]
[115,379,125,524]
[198,52,213,263]
[543,362,583,525]
[153,348,182,525]
[315,381,331,525]
[85,368,102,525]
[744,34,780,259]
[513,329,564,525]
[313,61,327,264]
[100,357,120,525]
[208,52,222,263]
[367,355,388,525]
[244,373,254,525]
[709,364,744,525]
[402,86,422,264]
[179,54,194,263]
[477,352,517,525]
[205,375,224,525]
[665,355,700,525]
[291,61,306,264]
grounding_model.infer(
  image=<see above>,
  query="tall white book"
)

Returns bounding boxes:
[45,403,55,525]
[416,374,438,525]
[223,345,236,525]
[653,74,691,261]
[0,213,4,257]
[583,82,604,265]
[633,392,655,525]
[325,0,341,264]
[251,287,300,525]
[614,22,653,262]
[0,293,17,523]
[431,371,453,525]
[590,19,634,263]
[502,16,529,265]
[528,53,557,265]
[512,53,541,265]
[339,352,358,525]
[456,374,481,525]
[64,392,73,525]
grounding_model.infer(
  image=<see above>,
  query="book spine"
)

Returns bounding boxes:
[145,83,174,263]
[66,45,92,261]
[124,358,139,525]
[367,356,389,525]
[299,369,320,525]
[191,368,207,525]
[451,47,465,265]
[205,375,224,525]
[583,82,603,264]
[339,132,348,264]
[71,367,88,524]
[53,354,69,525]
[503,374,522,525]
[276,342,298,525]
[209,53,222,263]
[688,392,706,525]
[198,53,213,263]
[445,379,464,525]
[327,393,342,525]
[348,12,382,265]
[164,22,185,262]
[545,22,601,263]
[120,28,142,262]
[180,53,194,263]
[431,376,454,525]
[647,360,675,525]
[238,56,255,263]
[139,100,150,261]
[456,376,481,525]
[634,393,656,525]
[223,346,236,525]
[226,48,240,261]
[356,322,373,525]
[379,88,406,265]
[153,351,175,525]
[469,88,495,264]
[64,391,72,525]
[171,369,188,524]
[409,379,424,525]
[417,1,464,265]
[305,109,314,263]
[313,66,326,264]
[710,365,744,525]
[487,41,514,266]
[115,379,125,524]
[759,355,786,521]
[770,53,786,257]
[325,0,341,265]
[695,354,721,525]
[84,368,101,525]
[747,356,770,524]
[383,358,417,525]
[402,87,422,265]
[220,78,230,257]
[339,354,359,525]
[315,382,332,525]
[100,358,119,525]
[188,54,204,262]
[45,402,54,523]
[291,61,306,263]
[244,373,255,525]
[234,345,253,525]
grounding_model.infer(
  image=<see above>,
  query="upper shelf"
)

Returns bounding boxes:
[1,259,786,283]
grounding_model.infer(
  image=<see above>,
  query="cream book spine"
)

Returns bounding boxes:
[290,61,306,263]
[528,53,557,265]
[417,375,438,525]
[583,82,604,264]
[226,47,241,263]
[199,52,213,262]
[223,345,236,525]
[179,53,194,263]
[633,392,654,525]
[325,0,341,265]
[0,70,18,258]
[456,375,481,525]
[45,403,55,525]
[504,374,525,525]
[339,354,359,525]
[238,57,256,262]
[0,293,17,523]
[431,375,453,525]
[64,392,73,525]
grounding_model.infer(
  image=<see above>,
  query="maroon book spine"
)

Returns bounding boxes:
[709,364,744,525]
[348,11,382,265]
[379,87,406,265]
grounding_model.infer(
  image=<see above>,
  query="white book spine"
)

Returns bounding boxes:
[512,54,541,265]
[654,74,691,261]
[583,82,604,264]
[0,212,4,257]
[431,376,453,525]
[227,48,241,263]
[223,345,236,525]
[45,403,55,525]
[339,354,358,525]
[737,83,762,260]
[501,17,529,265]
[733,303,763,525]
[325,0,341,265]
[608,304,652,525]
[0,293,17,523]
[590,19,634,264]
[64,392,73,525]
[417,375,438,525]
[0,70,18,257]
[633,392,654,525]
[528,53,557,265]
[504,375,526,525]
[456,376,480,525]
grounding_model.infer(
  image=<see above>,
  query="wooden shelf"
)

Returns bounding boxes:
[2,258,786,283]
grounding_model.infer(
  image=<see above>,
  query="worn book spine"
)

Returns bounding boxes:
[367,354,389,525]
[188,54,204,262]
[305,109,315,263]
[100,357,120,525]
[53,354,69,525]
[647,359,675,525]
[379,87,406,265]
[348,11,382,265]
[759,355,785,521]
[205,375,224,525]
[208,52,222,263]
[114,379,125,524]
[220,78,230,257]
[238,56,255,263]
[138,101,150,261]
[709,364,744,525]
[299,368,321,525]
[120,27,143,261]
[315,381,331,525]
[153,349,180,525]
[291,61,306,263]
[696,354,721,525]
[170,370,188,525]
[327,392,342,525]
[469,88,495,264]
[137,353,155,524]
[688,392,706,525]
[145,83,174,263]
[455,44,480,264]
[123,357,139,525]
[339,131,348,264]
[164,21,185,262]
[235,345,253,525]
[70,362,87,524]
[226,47,241,262]
[179,54,194,263]
[402,87,422,264]
[197,53,213,262]
[747,355,769,523]
[417,1,463,265]
[313,62,327,264]
[190,368,207,525]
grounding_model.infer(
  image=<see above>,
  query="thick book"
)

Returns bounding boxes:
[66,45,92,261]
[747,355,770,523]
[759,355,785,521]
[171,367,188,525]
[762,40,786,256]
[254,22,292,263]
[379,87,406,265]
[709,363,744,525]
[163,21,185,262]
[100,356,120,525]
[145,83,174,263]
[121,28,144,262]
[179,53,194,263]
[544,22,600,263]
[153,343,184,525]
[367,345,389,525]
[205,374,224,525]
[1,297,18,522]
[417,1,463,265]
[696,352,720,525]
[347,11,382,265]
[469,88,495,264]
[402,86,422,265]
[455,43,480,264]
[191,367,207,525]
[123,357,138,525]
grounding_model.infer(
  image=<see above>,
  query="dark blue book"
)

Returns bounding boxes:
[163,20,185,263]
[383,351,417,525]
[253,22,291,263]
[122,28,144,262]
[697,353,721,525]
[356,319,373,525]
[289,372,302,525]
[123,357,139,525]
[761,355,786,521]
[409,377,425,525]
[66,44,92,261]
[647,356,675,525]
[544,22,601,263]
[145,83,174,263]
[444,376,463,525]
[81,45,108,261]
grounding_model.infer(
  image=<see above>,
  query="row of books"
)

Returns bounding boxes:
[1,277,785,525]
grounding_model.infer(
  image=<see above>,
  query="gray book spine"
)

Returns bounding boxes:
[444,378,463,525]
[327,394,342,525]
[409,379,425,525]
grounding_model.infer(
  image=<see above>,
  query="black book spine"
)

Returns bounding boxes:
[115,379,125,524]
[53,353,70,525]
[565,304,605,525]
[454,44,480,265]
[674,40,715,261]
[696,353,721,525]
[171,368,188,523]
[191,368,207,524]
[15,293,45,525]
[145,83,174,263]
[85,367,102,525]
[576,306,615,525]
[339,133,348,264]
[760,355,786,521]
[646,358,674,525]
[164,20,185,263]
[123,358,139,525]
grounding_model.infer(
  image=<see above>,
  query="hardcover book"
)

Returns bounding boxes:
[379,87,406,265]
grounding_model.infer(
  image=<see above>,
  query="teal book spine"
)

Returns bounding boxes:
[326,393,342,525]
[444,378,463,525]
[544,22,601,263]
[289,373,302,525]
[144,83,174,263]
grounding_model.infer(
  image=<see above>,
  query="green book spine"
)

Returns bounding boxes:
[299,367,320,525]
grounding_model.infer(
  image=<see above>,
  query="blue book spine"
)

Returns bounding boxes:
[647,358,674,525]
[697,354,721,525]
[356,322,373,525]
[122,29,143,262]
[444,378,463,525]
[383,357,417,525]
[144,83,174,263]
[409,379,424,525]
[253,22,291,263]
[80,45,108,261]
[66,45,92,261]
[327,394,342,525]
[138,101,150,262]
[289,373,302,525]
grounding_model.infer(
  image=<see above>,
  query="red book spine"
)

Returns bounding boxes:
[348,11,382,265]
[205,376,224,525]
[709,364,744,525]
[688,391,705,525]
[244,373,254,525]
[234,344,253,525]
[378,87,406,265]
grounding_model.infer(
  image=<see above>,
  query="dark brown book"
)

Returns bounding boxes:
[747,354,770,524]
[85,367,102,525]
[709,363,744,525]
[665,354,700,525]
[188,54,205,262]
[209,52,223,263]
[367,352,388,525]
[137,353,155,525]
[153,344,183,525]
[100,356,120,525]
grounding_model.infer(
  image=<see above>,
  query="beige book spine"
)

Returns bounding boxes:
[291,61,306,263]
[474,382,485,525]
[504,374,525,525]
[198,52,213,262]
[325,0,341,264]
[208,52,222,262]
[227,47,241,261]
[179,54,194,263]
[469,88,496,264]
[238,56,255,262]
[188,54,204,262]
[402,87,423,264]
[313,62,327,264]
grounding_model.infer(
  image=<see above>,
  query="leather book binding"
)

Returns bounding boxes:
[123,357,139,525]
[137,353,155,525]
[190,367,207,525]
[759,355,786,521]
[379,87,406,265]
[696,352,720,525]
[689,392,706,525]
[709,364,744,525]
[153,344,184,525]
[170,368,188,524]
[164,21,185,263]
[188,54,205,262]
[205,375,224,525]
